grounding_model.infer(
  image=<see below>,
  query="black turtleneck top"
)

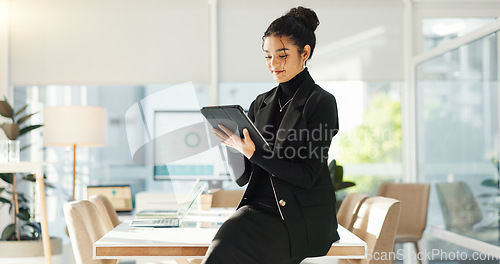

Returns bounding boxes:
[247,68,308,215]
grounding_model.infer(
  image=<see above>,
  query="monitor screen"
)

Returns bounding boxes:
[153,110,228,181]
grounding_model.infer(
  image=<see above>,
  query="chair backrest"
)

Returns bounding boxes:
[376,182,430,240]
[63,200,118,264]
[210,189,245,208]
[337,193,370,231]
[348,196,401,264]
[435,181,482,233]
[89,195,121,230]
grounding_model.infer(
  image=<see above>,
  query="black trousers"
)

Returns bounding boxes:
[202,205,305,264]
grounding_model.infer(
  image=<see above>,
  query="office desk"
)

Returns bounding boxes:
[93,221,366,260]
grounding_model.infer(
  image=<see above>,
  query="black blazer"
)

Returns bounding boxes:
[234,72,340,258]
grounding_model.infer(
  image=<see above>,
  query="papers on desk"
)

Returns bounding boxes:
[184,208,235,223]
[183,215,230,223]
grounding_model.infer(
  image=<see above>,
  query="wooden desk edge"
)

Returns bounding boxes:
[94,244,366,259]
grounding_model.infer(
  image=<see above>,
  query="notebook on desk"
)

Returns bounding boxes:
[130,180,206,228]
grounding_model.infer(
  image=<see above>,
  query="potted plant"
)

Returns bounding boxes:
[329,159,356,210]
[0,99,61,261]
[0,98,43,141]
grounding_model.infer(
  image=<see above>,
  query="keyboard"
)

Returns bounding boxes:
[129,218,180,228]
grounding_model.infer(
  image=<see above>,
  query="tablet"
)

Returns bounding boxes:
[201,105,270,151]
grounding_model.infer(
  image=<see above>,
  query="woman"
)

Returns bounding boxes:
[203,6,340,264]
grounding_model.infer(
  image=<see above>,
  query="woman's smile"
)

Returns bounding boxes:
[272,70,284,75]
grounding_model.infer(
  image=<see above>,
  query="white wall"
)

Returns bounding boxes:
[219,0,404,82]
[5,1,500,88]
[5,0,405,88]
[9,0,210,86]
[0,0,8,98]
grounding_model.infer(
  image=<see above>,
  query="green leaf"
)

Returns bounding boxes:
[477,193,497,198]
[22,174,36,182]
[481,179,498,187]
[17,112,38,125]
[334,181,356,191]
[334,165,344,183]
[0,187,4,194]
[20,234,35,240]
[25,222,41,236]
[20,144,32,152]
[17,193,28,203]
[17,207,30,221]
[14,105,28,118]
[1,123,20,140]
[0,197,11,204]
[0,101,14,118]
[328,160,336,175]
[1,223,16,240]
[19,124,43,137]
[0,173,14,184]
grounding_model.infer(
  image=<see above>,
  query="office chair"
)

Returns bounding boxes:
[377,182,430,264]
[337,193,370,231]
[64,200,118,264]
[89,194,121,231]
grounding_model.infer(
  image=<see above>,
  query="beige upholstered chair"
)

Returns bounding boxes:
[337,193,370,231]
[89,194,121,231]
[64,200,118,264]
[377,182,430,264]
[340,196,401,264]
[303,196,401,264]
[210,189,245,208]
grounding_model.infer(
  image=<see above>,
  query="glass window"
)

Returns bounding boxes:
[416,32,500,247]
[220,81,403,197]
[422,18,494,51]
[13,83,237,238]
[322,81,402,197]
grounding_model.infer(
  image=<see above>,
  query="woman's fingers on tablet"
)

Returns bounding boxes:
[213,128,235,148]
[213,129,228,140]
[218,124,234,136]
[212,128,223,136]
[215,125,247,152]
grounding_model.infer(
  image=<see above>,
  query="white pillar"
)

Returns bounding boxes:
[0,0,10,233]
[208,0,218,105]
[0,0,9,99]
[402,0,417,184]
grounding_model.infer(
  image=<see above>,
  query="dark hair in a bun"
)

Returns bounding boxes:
[263,6,320,60]
[286,7,319,32]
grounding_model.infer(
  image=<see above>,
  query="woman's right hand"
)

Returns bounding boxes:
[213,125,256,159]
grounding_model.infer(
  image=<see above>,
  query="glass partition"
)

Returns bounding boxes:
[12,83,239,239]
[416,32,500,247]
[220,80,403,197]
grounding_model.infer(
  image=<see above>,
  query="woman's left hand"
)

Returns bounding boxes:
[213,125,256,159]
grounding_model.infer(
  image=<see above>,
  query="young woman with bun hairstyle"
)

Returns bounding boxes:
[203,6,340,264]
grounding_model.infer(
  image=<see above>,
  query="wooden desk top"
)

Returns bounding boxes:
[94,221,366,259]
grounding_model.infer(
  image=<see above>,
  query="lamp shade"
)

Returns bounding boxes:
[43,106,107,147]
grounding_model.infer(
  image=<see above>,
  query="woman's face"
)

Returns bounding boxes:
[263,35,310,83]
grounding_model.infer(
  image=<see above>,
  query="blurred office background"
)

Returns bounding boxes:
[1,0,500,263]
